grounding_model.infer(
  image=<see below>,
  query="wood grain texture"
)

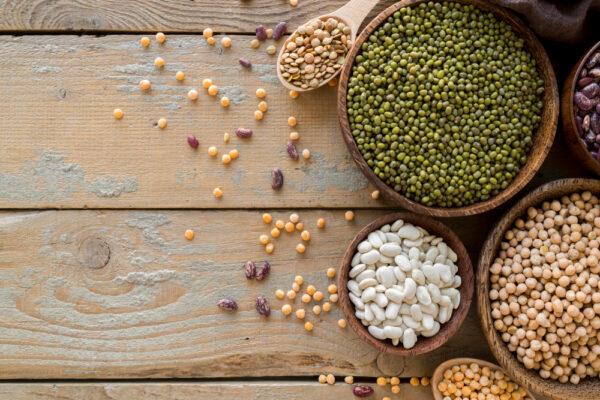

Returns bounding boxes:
[0,381,435,399]
[337,0,559,217]
[560,40,600,176]
[477,178,600,400]
[338,212,474,356]
[0,209,493,379]
[0,34,382,209]
[431,358,537,400]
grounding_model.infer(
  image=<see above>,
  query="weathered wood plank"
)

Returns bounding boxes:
[0,209,493,379]
[0,382,435,399]
[0,0,407,33]
[0,34,383,209]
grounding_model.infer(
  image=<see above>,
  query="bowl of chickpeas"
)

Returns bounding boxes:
[431,358,536,400]
[477,178,600,400]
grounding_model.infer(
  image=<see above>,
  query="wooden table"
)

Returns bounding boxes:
[0,1,597,398]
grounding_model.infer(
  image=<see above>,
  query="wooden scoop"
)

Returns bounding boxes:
[276,0,379,92]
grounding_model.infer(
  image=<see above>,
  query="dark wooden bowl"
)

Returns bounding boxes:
[337,0,559,217]
[560,41,600,176]
[431,358,537,400]
[477,178,600,400]
[337,212,474,356]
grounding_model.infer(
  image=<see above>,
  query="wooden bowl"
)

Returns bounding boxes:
[560,40,600,176]
[431,358,537,400]
[337,212,474,356]
[477,178,600,400]
[337,0,559,217]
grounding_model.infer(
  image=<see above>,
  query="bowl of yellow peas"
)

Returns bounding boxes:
[431,358,536,400]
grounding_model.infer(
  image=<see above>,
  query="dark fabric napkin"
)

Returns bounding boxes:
[488,0,600,43]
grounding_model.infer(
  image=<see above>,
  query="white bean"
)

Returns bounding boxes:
[351,252,361,267]
[374,284,386,293]
[360,249,380,265]
[375,230,387,244]
[422,314,434,331]
[385,288,404,303]
[364,304,374,321]
[391,219,404,232]
[370,303,386,321]
[402,328,417,349]
[392,338,400,346]
[421,302,438,316]
[408,247,420,261]
[367,232,383,248]
[380,266,396,288]
[378,254,393,264]
[425,247,439,262]
[412,269,426,286]
[403,278,417,299]
[383,325,403,340]
[368,325,386,340]
[357,240,372,253]
[452,275,462,289]
[397,224,420,240]
[349,292,365,310]
[427,283,441,304]
[380,243,403,257]
[439,295,452,307]
[403,315,421,330]
[416,286,432,306]
[448,248,458,262]
[361,286,376,302]
[422,321,440,337]
[410,304,423,321]
[393,266,406,282]
[385,232,401,243]
[347,280,360,296]
[349,263,366,278]
[436,263,452,283]
[380,224,391,233]
[356,269,376,283]
[374,292,389,308]
[385,302,400,320]
[404,238,423,248]
[395,254,412,272]
[355,310,365,320]
[422,264,440,285]
[358,278,377,290]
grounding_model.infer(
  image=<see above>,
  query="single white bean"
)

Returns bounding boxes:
[422,314,434,331]
[448,248,458,262]
[367,232,383,248]
[374,292,389,308]
[431,237,443,245]
[397,224,420,240]
[422,264,440,285]
[439,295,452,307]
[347,279,360,296]
[402,328,417,349]
[425,247,439,262]
[412,269,426,286]
[416,286,432,306]
[391,219,404,232]
[356,269,376,283]
[357,240,372,253]
[385,302,400,320]
[358,278,377,290]
[427,283,441,304]
[375,230,387,244]
[392,338,400,346]
[437,242,448,257]
[360,249,380,265]
[368,325,386,340]
[404,238,423,248]
[349,292,365,310]
[452,275,462,289]
[393,266,406,282]
[408,247,420,261]
[378,254,393,264]
[374,284,386,293]
[436,263,452,283]
[395,254,412,272]
[380,266,396,288]
[410,304,423,321]
[403,278,417,299]
[421,302,438,316]
[422,321,440,337]
[380,243,403,257]
[364,304,374,321]
[403,315,420,330]
[370,303,386,321]
[349,263,366,278]
[385,232,401,243]
[385,288,404,304]
[351,252,361,267]
[355,310,365,320]
[380,224,391,233]
[361,286,376,302]
[383,325,403,340]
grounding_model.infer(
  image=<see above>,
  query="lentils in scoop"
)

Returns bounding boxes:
[279,18,351,89]
[490,191,600,384]
[346,2,544,207]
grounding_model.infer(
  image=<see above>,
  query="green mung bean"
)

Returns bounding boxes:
[346,1,544,207]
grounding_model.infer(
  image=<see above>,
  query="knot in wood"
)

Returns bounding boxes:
[78,237,110,270]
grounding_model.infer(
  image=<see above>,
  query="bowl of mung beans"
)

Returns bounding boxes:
[477,178,600,399]
[337,0,559,217]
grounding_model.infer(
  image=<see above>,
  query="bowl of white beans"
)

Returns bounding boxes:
[478,178,600,400]
[338,212,474,356]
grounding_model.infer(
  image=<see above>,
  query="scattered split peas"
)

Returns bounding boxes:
[202,79,213,89]
[337,319,346,328]
[409,377,420,386]
[208,146,218,156]
[155,32,165,43]
[288,116,297,127]
[221,37,231,47]
[229,149,239,159]
[301,230,310,241]
[296,309,305,319]
[221,97,230,107]
[175,71,184,81]
[390,377,400,386]
[296,243,306,253]
[313,305,321,315]
[158,118,167,128]
[377,377,387,386]
[271,227,280,237]
[203,28,213,38]
[295,222,304,231]
[113,108,123,119]
[344,210,354,221]
[275,289,285,299]
[391,385,400,394]
[259,234,269,245]
[184,229,194,240]
[275,220,285,229]
[284,222,295,232]
[313,291,323,301]
[265,243,274,254]
[289,213,299,223]
[328,284,337,294]
[254,110,263,120]
[292,282,300,292]
[154,57,164,67]
[289,131,300,140]
[289,90,299,99]
[344,376,354,384]
[294,275,303,285]
[301,293,311,303]
[306,285,316,295]
[207,37,216,45]
[317,218,326,228]
[302,149,310,159]
[266,45,276,55]
[256,88,266,98]
[329,293,338,303]
[287,290,296,299]
[208,85,219,96]
[322,302,331,311]
[221,154,231,164]
[282,304,292,315]
[258,101,268,112]
[141,36,150,47]
[262,213,272,223]
[326,268,336,278]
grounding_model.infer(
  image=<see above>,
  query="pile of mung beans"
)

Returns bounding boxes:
[346,1,545,207]
[489,191,600,384]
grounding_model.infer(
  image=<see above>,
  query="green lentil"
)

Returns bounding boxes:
[346,1,544,207]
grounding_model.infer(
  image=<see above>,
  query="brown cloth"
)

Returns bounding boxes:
[488,0,600,43]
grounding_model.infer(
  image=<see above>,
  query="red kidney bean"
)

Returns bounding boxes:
[578,77,594,87]
[273,22,287,40]
[187,135,199,148]
[235,128,253,138]
[271,168,283,190]
[582,83,599,98]
[256,25,267,41]
[352,385,374,397]
[238,57,252,68]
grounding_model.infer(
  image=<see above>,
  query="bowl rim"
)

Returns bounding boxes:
[430,357,537,400]
[336,0,559,217]
[477,178,600,400]
[337,212,474,356]
[561,40,600,174]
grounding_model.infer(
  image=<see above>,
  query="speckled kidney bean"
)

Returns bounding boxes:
[574,49,600,160]
[217,298,238,311]
[286,141,299,160]
[238,57,252,68]
[255,296,270,316]
[273,22,287,40]
[245,261,256,279]
[255,261,271,281]
[187,135,199,148]
[271,168,283,190]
